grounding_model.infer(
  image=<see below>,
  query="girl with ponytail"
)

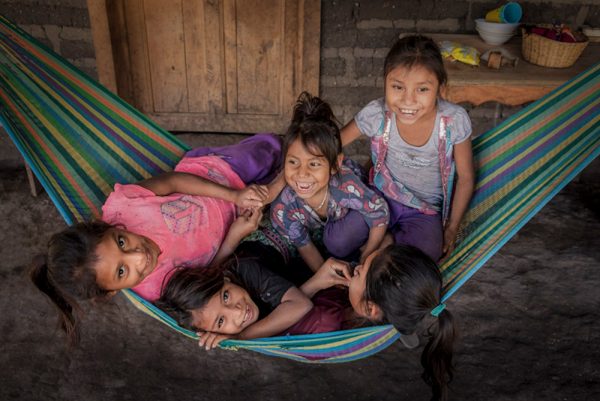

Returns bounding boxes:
[348,243,457,401]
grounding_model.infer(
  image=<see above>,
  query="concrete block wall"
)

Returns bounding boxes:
[0,0,597,139]
[0,0,96,78]
[319,0,600,131]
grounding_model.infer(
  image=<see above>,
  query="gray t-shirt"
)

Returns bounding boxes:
[355,98,471,209]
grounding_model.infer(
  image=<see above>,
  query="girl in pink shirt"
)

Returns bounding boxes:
[30,135,285,345]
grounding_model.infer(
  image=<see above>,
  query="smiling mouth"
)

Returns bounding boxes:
[295,181,314,194]
[242,304,252,325]
[399,108,418,116]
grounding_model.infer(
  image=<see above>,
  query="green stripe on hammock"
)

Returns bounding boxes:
[1,15,599,363]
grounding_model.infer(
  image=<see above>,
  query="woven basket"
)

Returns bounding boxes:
[521,27,589,68]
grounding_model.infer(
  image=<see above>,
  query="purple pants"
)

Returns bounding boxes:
[185,133,282,185]
[323,210,370,260]
[387,196,443,262]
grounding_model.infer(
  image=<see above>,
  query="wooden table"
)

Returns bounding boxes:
[427,34,600,106]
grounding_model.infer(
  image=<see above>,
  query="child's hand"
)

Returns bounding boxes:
[442,225,458,257]
[229,208,263,239]
[315,258,352,288]
[197,331,233,351]
[234,184,269,209]
[300,258,351,297]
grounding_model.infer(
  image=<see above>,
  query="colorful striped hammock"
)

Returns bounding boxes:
[1,15,599,363]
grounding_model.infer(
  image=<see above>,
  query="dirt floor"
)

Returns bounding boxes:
[1,132,599,401]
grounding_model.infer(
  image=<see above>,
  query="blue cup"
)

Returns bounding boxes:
[486,2,522,24]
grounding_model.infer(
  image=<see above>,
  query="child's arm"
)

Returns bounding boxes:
[300,257,351,298]
[340,120,362,147]
[359,224,388,264]
[236,287,313,340]
[264,170,286,205]
[210,208,263,267]
[298,241,326,273]
[443,139,475,255]
[138,172,268,209]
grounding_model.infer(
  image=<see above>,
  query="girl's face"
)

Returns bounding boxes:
[284,138,334,206]
[94,228,161,291]
[191,279,259,335]
[348,250,381,319]
[385,64,439,127]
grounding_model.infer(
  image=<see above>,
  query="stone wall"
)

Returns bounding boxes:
[0,0,598,134]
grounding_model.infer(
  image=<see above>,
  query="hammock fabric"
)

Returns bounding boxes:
[1,15,599,363]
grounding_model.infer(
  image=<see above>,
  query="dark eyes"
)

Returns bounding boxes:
[217,290,230,328]
[286,159,323,168]
[117,235,125,248]
[117,266,126,278]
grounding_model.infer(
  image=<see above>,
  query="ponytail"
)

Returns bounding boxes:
[29,255,81,345]
[29,221,114,345]
[421,308,456,401]
[283,92,342,172]
[365,244,457,401]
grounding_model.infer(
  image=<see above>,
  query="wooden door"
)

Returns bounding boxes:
[88,0,320,133]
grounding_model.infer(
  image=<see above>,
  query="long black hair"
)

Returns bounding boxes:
[365,244,456,401]
[29,221,115,345]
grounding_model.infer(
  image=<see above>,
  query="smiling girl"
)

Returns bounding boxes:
[156,255,351,350]
[341,35,475,261]
[270,92,389,273]
[30,135,285,344]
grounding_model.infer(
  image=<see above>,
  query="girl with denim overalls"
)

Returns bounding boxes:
[341,35,475,261]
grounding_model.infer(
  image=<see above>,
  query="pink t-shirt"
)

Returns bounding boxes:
[102,156,245,301]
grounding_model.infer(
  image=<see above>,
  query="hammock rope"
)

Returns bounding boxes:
[1,15,598,363]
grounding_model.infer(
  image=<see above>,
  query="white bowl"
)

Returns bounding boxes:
[476,28,515,45]
[475,18,519,34]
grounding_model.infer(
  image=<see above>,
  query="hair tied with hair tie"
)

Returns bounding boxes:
[430,303,446,317]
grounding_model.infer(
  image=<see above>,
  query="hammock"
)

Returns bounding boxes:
[2,15,599,363]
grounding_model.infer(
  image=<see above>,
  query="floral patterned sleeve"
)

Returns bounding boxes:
[334,167,390,228]
[270,186,312,248]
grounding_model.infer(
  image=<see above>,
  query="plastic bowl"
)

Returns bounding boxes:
[475,18,519,34]
[476,28,515,45]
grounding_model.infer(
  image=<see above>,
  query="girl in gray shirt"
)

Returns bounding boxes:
[341,35,475,261]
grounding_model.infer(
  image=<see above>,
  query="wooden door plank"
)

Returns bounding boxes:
[235,0,281,115]
[282,0,298,116]
[87,0,118,93]
[223,0,238,114]
[123,0,153,112]
[105,0,133,103]
[300,0,320,96]
[182,0,207,113]
[201,0,226,114]
[144,0,188,113]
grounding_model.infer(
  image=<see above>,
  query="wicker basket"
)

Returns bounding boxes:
[521,28,589,68]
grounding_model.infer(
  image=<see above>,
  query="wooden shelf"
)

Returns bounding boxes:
[426,33,600,106]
